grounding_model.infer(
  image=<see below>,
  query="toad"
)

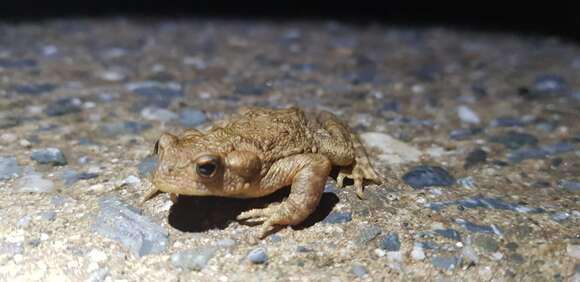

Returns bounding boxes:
[143,107,383,239]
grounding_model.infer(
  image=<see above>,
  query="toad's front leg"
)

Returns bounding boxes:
[237,154,331,239]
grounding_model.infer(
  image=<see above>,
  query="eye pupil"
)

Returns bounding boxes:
[197,162,216,176]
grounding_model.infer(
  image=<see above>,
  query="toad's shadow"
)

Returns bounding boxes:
[168,187,339,232]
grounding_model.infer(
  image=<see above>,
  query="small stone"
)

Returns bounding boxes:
[0,116,21,129]
[351,264,368,278]
[0,241,24,256]
[431,255,460,271]
[140,107,178,122]
[247,247,268,264]
[356,225,382,245]
[0,58,37,69]
[534,74,567,93]
[170,247,218,271]
[31,148,67,166]
[45,97,83,116]
[509,142,575,163]
[403,165,455,189]
[85,268,109,282]
[491,116,527,127]
[235,83,267,96]
[551,212,571,222]
[216,239,237,248]
[568,245,580,259]
[59,169,98,186]
[38,211,57,221]
[360,132,422,165]
[411,243,425,261]
[457,177,476,189]
[464,148,487,169]
[138,156,158,178]
[489,131,538,150]
[0,157,21,180]
[269,234,282,242]
[1,133,18,143]
[434,229,462,241]
[449,127,483,141]
[12,83,57,96]
[462,244,479,264]
[91,196,169,256]
[473,235,499,252]
[455,219,502,236]
[128,81,183,99]
[121,175,141,185]
[101,121,152,137]
[178,108,207,128]
[322,211,352,224]
[296,246,312,253]
[428,196,543,213]
[379,233,400,251]
[17,215,32,226]
[558,180,580,193]
[16,172,55,193]
[98,69,126,81]
[457,105,480,124]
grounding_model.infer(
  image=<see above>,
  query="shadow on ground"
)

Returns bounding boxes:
[168,187,339,232]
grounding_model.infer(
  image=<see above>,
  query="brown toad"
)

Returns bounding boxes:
[143,107,382,239]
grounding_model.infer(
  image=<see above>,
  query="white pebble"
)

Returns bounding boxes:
[411,244,425,261]
[457,105,481,124]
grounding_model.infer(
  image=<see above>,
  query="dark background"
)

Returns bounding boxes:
[1,0,579,42]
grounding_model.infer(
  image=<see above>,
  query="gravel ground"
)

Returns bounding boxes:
[0,19,579,281]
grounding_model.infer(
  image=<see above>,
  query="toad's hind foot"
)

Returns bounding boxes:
[337,162,383,198]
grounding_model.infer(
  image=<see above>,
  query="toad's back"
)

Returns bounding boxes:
[213,107,317,163]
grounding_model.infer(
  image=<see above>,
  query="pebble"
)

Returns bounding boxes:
[0,157,22,180]
[449,127,483,141]
[558,180,580,193]
[428,195,544,213]
[101,121,152,136]
[457,105,480,124]
[351,264,368,278]
[431,255,460,271]
[121,175,141,186]
[490,116,527,127]
[38,211,57,221]
[473,235,499,252]
[508,142,575,163]
[128,81,183,98]
[322,211,352,224]
[489,131,538,150]
[0,240,24,256]
[247,247,268,264]
[16,172,55,193]
[178,108,207,128]
[355,225,382,245]
[140,107,178,122]
[12,83,56,95]
[462,244,479,264]
[235,83,267,96]
[170,247,218,271]
[402,165,455,189]
[379,233,401,251]
[31,148,67,166]
[434,229,462,241]
[551,212,571,222]
[138,156,158,178]
[410,243,426,261]
[534,74,567,93]
[457,177,476,189]
[45,97,83,116]
[216,239,237,248]
[269,234,282,242]
[84,268,109,282]
[0,58,37,69]
[59,169,99,186]
[567,244,580,259]
[464,148,487,169]
[91,196,169,256]
[454,218,502,236]
[359,132,422,165]
[0,116,21,129]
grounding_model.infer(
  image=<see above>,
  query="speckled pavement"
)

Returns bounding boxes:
[0,19,579,281]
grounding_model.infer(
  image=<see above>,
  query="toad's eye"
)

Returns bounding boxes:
[195,155,219,177]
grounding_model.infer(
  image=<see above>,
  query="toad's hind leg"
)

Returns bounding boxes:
[314,111,382,196]
[237,154,331,239]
